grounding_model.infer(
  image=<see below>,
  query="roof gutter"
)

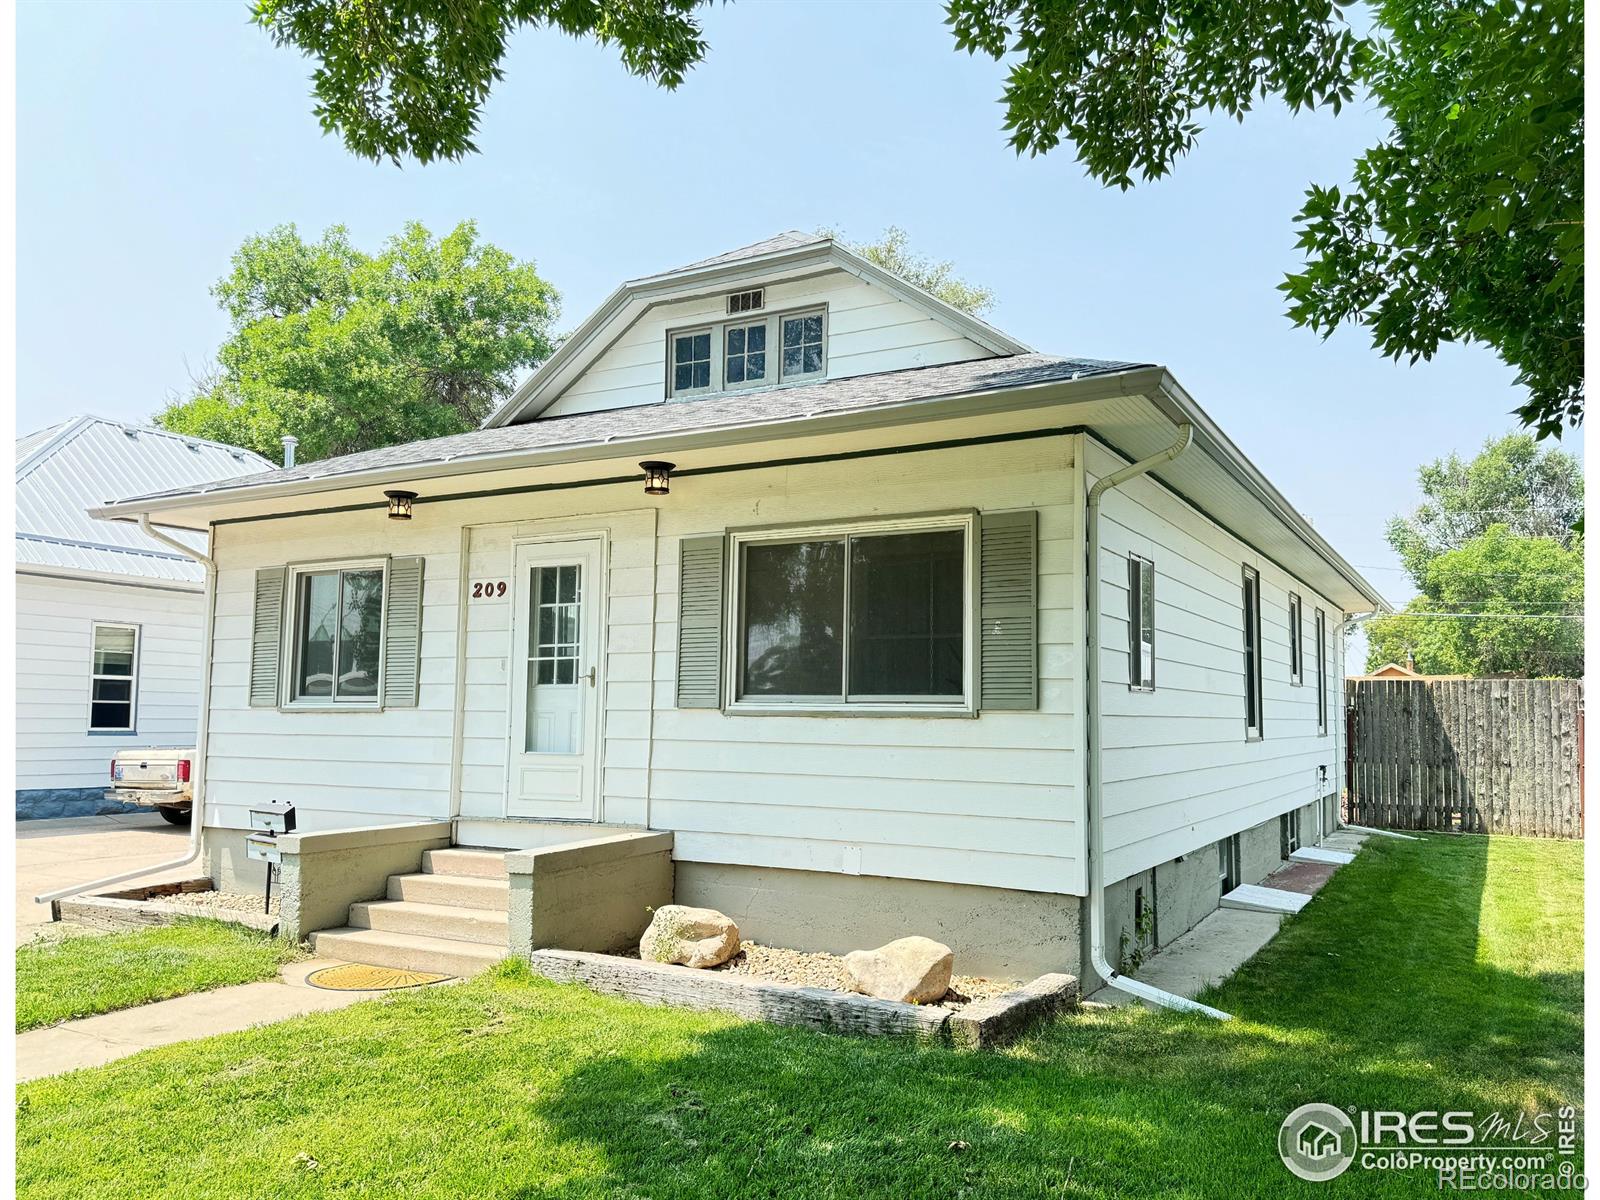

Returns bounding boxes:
[1082,420,1232,1020]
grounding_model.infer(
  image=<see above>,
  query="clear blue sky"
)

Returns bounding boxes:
[17,0,1558,614]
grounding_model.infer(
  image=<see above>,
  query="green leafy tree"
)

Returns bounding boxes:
[1365,527,1582,677]
[1366,433,1583,677]
[157,221,558,462]
[253,0,712,164]
[820,226,995,316]
[1385,432,1583,587]
[945,0,1583,437]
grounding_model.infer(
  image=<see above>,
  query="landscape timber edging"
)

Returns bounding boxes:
[525,948,1076,1047]
[53,879,279,936]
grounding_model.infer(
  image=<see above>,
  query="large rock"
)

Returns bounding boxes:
[843,936,954,1004]
[640,905,740,968]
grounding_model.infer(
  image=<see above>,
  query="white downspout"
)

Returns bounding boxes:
[35,515,219,906]
[1084,421,1231,1021]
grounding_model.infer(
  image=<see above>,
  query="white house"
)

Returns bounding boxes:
[15,416,273,818]
[89,232,1386,985]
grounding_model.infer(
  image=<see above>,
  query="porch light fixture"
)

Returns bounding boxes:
[384,490,418,520]
[640,461,675,496]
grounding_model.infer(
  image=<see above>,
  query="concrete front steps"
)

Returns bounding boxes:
[309,847,512,977]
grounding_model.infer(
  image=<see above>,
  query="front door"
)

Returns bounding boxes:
[507,537,603,820]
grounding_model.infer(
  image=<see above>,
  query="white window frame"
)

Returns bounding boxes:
[1288,592,1303,685]
[1242,565,1264,740]
[666,325,716,399]
[665,303,829,400]
[283,559,389,708]
[725,511,977,716]
[1127,553,1155,692]
[88,621,140,733]
[1315,607,1329,735]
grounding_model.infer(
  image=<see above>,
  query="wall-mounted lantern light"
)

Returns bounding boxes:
[385,490,418,520]
[640,461,675,496]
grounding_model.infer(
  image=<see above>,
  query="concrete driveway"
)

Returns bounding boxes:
[15,812,196,944]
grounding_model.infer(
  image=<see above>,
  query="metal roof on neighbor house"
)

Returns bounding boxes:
[15,416,273,585]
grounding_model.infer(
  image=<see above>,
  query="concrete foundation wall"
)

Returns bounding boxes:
[676,862,1082,979]
[1239,819,1282,887]
[507,831,674,957]
[16,787,142,820]
[204,826,269,893]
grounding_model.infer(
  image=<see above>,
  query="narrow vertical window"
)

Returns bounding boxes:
[1315,607,1328,735]
[1127,553,1155,691]
[1287,593,1302,685]
[1242,566,1263,738]
[89,624,138,731]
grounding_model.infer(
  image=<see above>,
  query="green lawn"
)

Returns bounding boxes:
[16,835,1581,1198]
[16,918,300,1031]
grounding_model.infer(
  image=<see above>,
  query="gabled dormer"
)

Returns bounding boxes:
[482,231,1029,427]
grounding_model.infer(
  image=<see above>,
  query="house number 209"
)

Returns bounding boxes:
[471,580,508,599]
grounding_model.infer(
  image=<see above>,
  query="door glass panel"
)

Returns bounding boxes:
[526,563,583,753]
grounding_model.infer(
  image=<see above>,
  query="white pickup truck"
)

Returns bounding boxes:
[107,748,194,825]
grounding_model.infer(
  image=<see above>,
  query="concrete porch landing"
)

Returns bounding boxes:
[1090,832,1368,1008]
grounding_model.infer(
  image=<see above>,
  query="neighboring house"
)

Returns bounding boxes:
[1352,663,1471,681]
[91,232,1387,980]
[15,417,273,818]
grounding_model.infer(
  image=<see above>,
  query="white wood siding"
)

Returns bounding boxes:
[1087,439,1345,883]
[200,434,1084,894]
[543,270,994,417]
[15,573,206,790]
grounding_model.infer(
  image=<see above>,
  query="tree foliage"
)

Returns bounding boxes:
[156,221,558,462]
[1365,433,1583,677]
[821,226,996,316]
[1365,527,1583,677]
[948,0,1582,437]
[1384,432,1583,588]
[253,0,712,164]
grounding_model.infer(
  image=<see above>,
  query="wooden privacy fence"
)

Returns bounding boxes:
[1345,678,1584,838]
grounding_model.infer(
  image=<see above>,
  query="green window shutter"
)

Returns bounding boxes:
[978,510,1038,711]
[677,535,726,708]
[249,567,286,707]
[382,556,426,708]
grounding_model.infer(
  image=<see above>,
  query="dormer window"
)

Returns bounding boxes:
[671,329,714,395]
[780,310,826,380]
[667,304,828,399]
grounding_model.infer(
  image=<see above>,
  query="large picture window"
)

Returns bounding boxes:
[734,518,970,709]
[89,623,138,731]
[292,565,384,703]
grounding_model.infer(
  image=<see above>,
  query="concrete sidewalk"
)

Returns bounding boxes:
[16,812,198,945]
[16,959,398,1082]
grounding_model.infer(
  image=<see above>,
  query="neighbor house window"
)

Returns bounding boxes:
[667,304,829,398]
[1287,593,1303,685]
[1315,607,1328,735]
[670,328,714,396]
[89,623,138,731]
[292,565,384,702]
[1242,566,1263,738]
[780,309,826,381]
[734,516,970,709]
[1127,553,1155,691]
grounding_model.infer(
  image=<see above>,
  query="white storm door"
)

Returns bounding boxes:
[507,538,604,820]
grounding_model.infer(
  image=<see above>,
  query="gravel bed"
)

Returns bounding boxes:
[159,889,280,917]
[711,941,1020,1011]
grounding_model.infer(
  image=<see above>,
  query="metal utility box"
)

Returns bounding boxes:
[248,800,296,835]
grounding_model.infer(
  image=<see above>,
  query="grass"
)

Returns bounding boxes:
[16,918,301,1031]
[16,835,1581,1198]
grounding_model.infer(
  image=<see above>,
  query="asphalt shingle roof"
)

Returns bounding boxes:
[114,353,1146,505]
[643,231,825,278]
